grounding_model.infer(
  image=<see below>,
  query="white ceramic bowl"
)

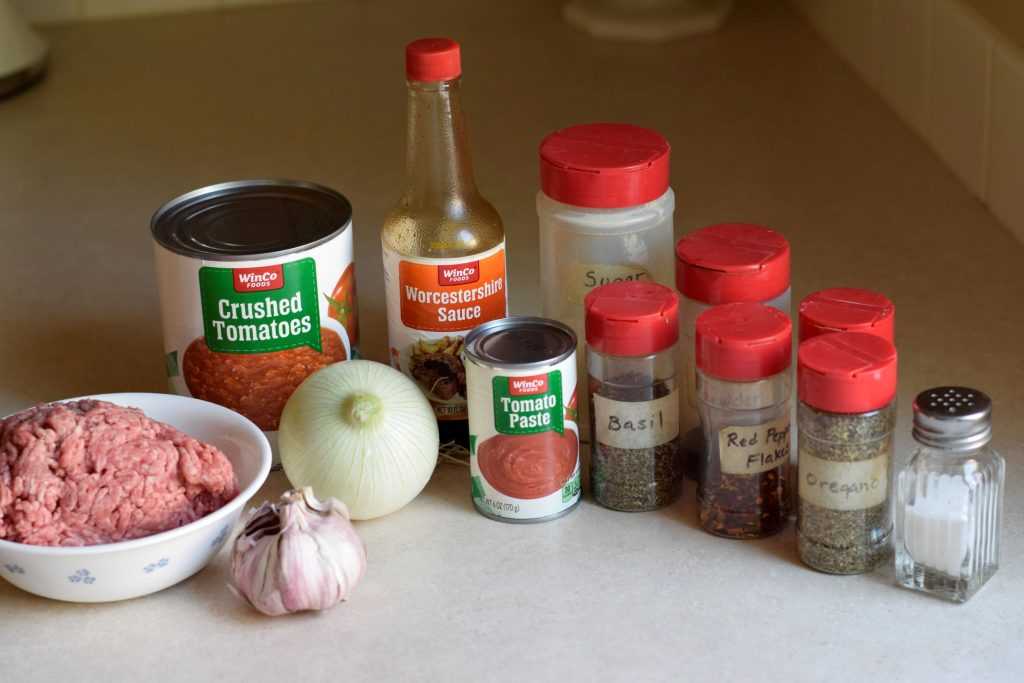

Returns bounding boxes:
[0,392,272,603]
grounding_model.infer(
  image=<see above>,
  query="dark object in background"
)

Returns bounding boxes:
[0,0,48,100]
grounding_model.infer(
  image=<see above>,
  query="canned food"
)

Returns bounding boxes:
[464,316,581,523]
[152,180,358,442]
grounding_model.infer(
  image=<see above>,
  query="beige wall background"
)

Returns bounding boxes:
[965,0,1024,49]
[12,0,309,22]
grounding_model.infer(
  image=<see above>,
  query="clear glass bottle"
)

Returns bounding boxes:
[585,281,682,512]
[381,38,507,450]
[695,303,792,538]
[896,387,1004,603]
[796,332,898,574]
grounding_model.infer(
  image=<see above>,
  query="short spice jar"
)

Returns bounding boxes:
[896,387,1005,603]
[695,302,792,538]
[585,281,682,511]
[798,287,895,343]
[675,223,791,478]
[796,332,898,574]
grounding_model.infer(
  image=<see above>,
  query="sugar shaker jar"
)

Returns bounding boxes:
[675,223,791,478]
[798,287,895,343]
[796,332,898,574]
[896,387,1005,603]
[585,281,682,512]
[538,123,675,434]
[695,303,792,538]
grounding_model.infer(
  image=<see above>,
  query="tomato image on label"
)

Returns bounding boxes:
[477,431,579,499]
[325,262,359,353]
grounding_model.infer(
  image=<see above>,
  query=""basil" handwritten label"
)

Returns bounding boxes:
[593,390,679,450]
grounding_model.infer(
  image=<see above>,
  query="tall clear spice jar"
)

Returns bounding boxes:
[896,387,1004,603]
[538,123,674,435]
[695,303,792,538]
[798,288,895,343]
[797,332,898,574]
[675,223,791,479]
[585,281,682,511]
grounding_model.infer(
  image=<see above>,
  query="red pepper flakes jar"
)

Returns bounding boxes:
[585,281,682,512]
[798,288,895,343]
[675,223,792,479]
[695,302,792,538]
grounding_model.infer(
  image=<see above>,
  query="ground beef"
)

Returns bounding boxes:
[0,400,238,547]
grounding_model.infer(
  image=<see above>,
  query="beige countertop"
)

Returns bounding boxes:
[1,1,1022,681]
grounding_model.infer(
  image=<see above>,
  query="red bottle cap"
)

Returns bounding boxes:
[675,223,790,304]
[585,281,679,357]
[406,37,461,82]
[798,332,897,413]
[798,288,895,343]
[539,123,670,209]
[695,303,792,382]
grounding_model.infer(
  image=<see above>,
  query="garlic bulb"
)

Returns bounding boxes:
[230,487,367,616]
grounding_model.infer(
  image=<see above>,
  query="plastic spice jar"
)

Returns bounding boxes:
[798,287,895,343]
[797,332,898,574]
[585,281,682,512]
[538,123,675,432]
[695,303,792,538]
[896,387,1005,603]
[675,223,791,477]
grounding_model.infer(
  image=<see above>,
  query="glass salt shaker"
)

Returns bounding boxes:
[585,281,682,512]
[896,387,1005,603]
[695,302,792,538]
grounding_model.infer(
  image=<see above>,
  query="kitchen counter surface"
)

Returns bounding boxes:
[1,1,1022,681]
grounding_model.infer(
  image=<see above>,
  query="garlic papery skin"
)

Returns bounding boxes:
[230,487,367,616]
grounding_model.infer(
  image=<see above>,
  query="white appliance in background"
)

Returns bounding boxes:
[0,0,47,98]
[565,0,733,41]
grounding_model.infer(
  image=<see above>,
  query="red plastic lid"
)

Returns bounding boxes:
[539,123,671,209]
[406,37,461,82]
[798,332,898,413]
[585,281,679,357]
[798,288,895,343]
[695,303,792,381]
[675,223,790,304]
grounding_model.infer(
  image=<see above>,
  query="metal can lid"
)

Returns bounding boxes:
[464,316,576,370]
[913,387,992,451]
[151,179,353,261]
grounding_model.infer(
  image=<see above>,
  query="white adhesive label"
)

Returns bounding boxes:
[567,263,652,304]
[718,414,791,475]
[799,450,889,511]
[593,390,679,450]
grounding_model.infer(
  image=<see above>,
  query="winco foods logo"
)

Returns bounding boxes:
[233,265,284,292]
[509,374,549,396]
[437,261,479,286]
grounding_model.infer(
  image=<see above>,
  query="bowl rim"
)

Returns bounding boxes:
[0,392,272,556]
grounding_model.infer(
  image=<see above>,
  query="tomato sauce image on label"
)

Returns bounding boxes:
[152,180,357,442]
[464,317,581,523]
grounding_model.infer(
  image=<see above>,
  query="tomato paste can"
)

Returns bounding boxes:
[463,316,581,523]
[151,180,358,459]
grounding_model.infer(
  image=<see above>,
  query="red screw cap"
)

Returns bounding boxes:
[798,331,898,414]
[539,123,671,209]
[585,281,679,357]
[406,37,461,82]
[798,287,895,343]
[695,302,792,382]
[675,223,790,305]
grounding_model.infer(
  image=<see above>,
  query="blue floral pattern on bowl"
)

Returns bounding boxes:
[210,524,231,549]
[68,569,95,584]
[143,558,170,574]
[3,563,25,575]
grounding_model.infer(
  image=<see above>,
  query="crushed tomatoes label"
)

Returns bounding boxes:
[199,258,321,353]
[492,371,563,435]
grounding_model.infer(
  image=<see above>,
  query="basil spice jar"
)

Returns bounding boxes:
[797,332,898,574]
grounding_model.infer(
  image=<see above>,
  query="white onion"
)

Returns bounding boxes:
[279,360,439,520]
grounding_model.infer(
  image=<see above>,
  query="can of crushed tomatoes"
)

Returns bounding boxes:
[463,316,581,522]
[151,180,358,460]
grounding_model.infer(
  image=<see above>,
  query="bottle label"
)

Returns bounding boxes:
[717,414,790,475]
[798,450,889,510]
[567,263,651,304]
[383,242,507,421]
[593,390,679,450]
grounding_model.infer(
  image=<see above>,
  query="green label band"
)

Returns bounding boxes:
[491,372,564,435]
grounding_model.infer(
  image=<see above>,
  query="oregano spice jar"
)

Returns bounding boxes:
[695,303,792,538]
[585,281,682,512]
[797,332,898,574]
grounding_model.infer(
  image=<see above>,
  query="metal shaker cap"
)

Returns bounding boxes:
[912,386,992,450]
